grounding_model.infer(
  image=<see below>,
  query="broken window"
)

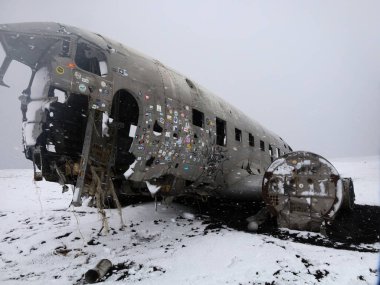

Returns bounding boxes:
[48,88,66,104]
[249,133,254,147]
[260,140,265,152]
[1,59,32,94]
[269,145,273,156]
[216,117,226,146]
[235,128,242,142]
[153,120,163,134]
[192,108,204,128]
[75,41,108,76]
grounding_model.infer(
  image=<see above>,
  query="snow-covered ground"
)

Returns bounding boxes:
[332,155,380,206]
[0,156,379,284]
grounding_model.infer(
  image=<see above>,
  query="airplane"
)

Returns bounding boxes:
[0,22,355,232]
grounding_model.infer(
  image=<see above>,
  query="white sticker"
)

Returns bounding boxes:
[74,71,81,79]
[129,124,137,137]
[81,77,90,84]
[157,105,162,112]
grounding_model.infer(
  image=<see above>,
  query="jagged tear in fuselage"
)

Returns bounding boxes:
[0,24,110,185]
[30,89,89,183]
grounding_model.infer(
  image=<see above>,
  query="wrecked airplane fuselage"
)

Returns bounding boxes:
[0,22,355,232]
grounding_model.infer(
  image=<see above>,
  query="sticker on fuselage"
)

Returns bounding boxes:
[78,84,87,93]
[56,66,64,75]
[74,71,81,79]
[113,67,128,77]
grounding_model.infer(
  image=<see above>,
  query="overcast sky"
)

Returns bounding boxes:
[0,0,379,169]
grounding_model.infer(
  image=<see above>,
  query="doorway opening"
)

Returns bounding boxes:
[110,90,139,175]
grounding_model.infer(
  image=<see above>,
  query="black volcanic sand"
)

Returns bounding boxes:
[175,197,380,252]
[109,195,379,252]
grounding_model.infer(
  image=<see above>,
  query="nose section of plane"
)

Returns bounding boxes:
[0,22,64,33]
[0,22,70,87]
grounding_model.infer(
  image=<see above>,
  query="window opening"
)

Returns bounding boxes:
[216,117,226,146]
[192,108,204,128]
[276,147,280,158]
[269,145,273,156]
[51,88,66,103]
[235,128,242,142]
[146,157,155,167]
[110,90,139,174]
[153,120,163,133]
[99,61,108,77]
[249,133,254,147]
[2,59,32,96]
[75,41,107,76]
[260,140,265,152]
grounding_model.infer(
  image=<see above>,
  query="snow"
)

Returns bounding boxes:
[272,162,294,175]
[145,181,161,196]
[46,144,56,153]
[102,112,110,137]
[328,178,343,218]
[123,161,137,179]
[30,67,50,100]
[331,155,380,206]
[182,212,195,220]
[0,156,379,284]
[22,67,54,147]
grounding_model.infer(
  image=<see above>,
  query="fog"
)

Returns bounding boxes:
[0,0,379,169]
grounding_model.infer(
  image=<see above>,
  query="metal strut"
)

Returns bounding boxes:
[32,146,43,181]
[72,108,121,206]
[72,108,96,206]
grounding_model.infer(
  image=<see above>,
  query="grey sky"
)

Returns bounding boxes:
[0,0,379,169]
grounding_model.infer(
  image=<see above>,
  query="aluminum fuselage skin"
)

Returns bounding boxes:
[0,22,293,200]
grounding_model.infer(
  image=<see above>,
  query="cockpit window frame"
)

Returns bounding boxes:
[74,39,109,77]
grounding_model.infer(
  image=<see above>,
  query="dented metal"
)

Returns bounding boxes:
[0,22,355,232]
[262,151,353,231]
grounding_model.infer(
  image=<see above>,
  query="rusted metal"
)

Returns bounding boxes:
[85,259,112,283]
